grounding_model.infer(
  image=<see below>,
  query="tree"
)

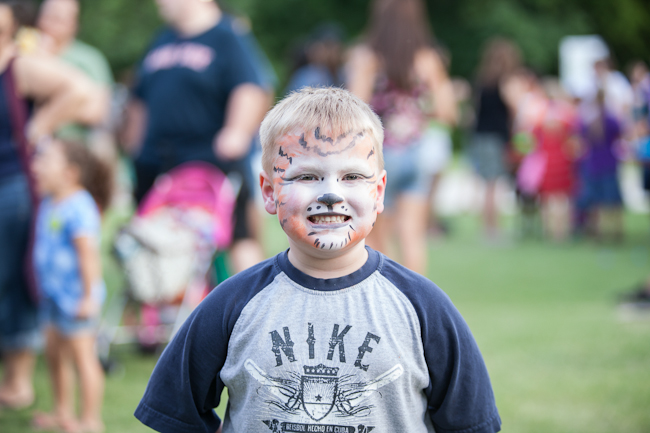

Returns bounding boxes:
[71,0,650,83]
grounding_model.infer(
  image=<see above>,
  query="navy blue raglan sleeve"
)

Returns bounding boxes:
[381,260,501,433]
[134,258,279,433]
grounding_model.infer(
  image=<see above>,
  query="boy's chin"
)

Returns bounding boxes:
[305,233,357,253]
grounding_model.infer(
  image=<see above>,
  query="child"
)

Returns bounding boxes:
[532,80,579,242]
[31,138,112,433]
[135,87,501,433]
[575,89,623,241]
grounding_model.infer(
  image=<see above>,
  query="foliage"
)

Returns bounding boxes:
[70,0,650,84]
[76,0,161,79]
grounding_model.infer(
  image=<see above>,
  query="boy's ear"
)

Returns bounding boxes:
[375,169,387,215]
[260,171,278,215]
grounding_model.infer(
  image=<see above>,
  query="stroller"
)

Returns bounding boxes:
[98,162,236,364]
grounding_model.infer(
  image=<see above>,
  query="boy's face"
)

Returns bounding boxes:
[261,129,386,257]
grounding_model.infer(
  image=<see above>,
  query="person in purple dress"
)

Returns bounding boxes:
[575,89,623,240]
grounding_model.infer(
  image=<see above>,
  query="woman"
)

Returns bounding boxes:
[0,0,101,410]
[471,38,521,239]
[347,0,456,274]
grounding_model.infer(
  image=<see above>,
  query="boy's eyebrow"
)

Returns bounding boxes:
[284,162,321,171]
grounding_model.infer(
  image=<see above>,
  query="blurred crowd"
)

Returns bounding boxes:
[1,0,650,430]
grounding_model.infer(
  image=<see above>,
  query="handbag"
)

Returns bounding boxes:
[517,151,547,195]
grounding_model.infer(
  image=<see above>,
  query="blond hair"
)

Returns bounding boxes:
[260,87,384,175]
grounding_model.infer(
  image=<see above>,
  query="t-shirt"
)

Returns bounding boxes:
[60,39,114,86]
[33,190,105,317]
[475,85,510,142]
[135,248,501,433]
[579,109,621,177]
[56,39,114,141]
[133,15,266,167]
[370,78,430,149]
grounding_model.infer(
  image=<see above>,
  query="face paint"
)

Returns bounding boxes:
[262,128,386,257]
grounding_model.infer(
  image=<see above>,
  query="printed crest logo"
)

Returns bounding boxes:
[301,364,339,421]
[245,358,404,423]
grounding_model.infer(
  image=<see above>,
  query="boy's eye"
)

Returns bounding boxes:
[342,174,362,181]
[297,174,318,181]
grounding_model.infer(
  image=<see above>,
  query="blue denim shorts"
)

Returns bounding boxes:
[40,297,99,337]
[383,142,433,208]
[470,133,507,181]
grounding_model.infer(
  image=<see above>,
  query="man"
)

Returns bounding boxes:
[123,0,271,273]
[37,0,112,139]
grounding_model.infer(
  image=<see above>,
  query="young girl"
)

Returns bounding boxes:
[575,89,623,241]
[532,80,579,242]
[31,138,112,433]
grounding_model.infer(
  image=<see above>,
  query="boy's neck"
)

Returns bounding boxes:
[287,242,369,280]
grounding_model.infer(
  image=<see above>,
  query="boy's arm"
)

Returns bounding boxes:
[135,258,277,433]
[382,265,501,433]
[421,304,501,432]
[134,293,228,433]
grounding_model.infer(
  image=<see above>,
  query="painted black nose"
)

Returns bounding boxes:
[317,193,344,206]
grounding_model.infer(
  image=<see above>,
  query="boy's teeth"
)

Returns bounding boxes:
[313,215,345,223]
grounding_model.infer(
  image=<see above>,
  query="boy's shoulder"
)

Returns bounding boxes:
[198,254,282,320]
[199,249,460,333]
[210,254,280,297]
[377,253,456,310]
[376,254,473,339]
[213,248,451,305]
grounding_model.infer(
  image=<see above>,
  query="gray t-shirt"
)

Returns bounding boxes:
[135,248,501,433]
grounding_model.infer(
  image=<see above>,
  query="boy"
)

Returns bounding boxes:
[135,88,501,433]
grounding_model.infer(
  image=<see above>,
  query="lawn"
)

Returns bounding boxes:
[2,212,649,433]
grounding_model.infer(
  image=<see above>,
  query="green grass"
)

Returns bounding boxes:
[2,212,650,432]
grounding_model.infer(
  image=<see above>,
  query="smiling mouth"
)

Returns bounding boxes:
[308,214,351,224]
